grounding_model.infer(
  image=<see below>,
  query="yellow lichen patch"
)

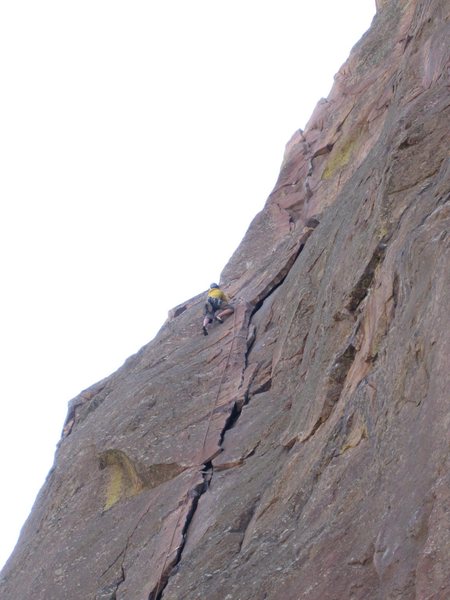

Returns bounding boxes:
[341,420,368,454]
[322,131,360,180]
[99,450,144,511]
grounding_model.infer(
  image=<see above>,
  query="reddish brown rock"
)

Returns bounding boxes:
[1,0,449,598]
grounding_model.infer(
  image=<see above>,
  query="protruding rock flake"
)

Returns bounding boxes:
[2,1,449,598]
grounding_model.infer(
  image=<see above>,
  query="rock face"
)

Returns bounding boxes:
[2,1,449,598]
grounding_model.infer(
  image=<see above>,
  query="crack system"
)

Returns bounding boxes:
[149,472,210,600]
[148,227,315,598]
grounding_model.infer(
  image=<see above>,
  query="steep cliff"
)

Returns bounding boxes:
[2,0,449,598]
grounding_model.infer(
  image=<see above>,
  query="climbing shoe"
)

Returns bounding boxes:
[215,316,224,323]
[202,326,208,336]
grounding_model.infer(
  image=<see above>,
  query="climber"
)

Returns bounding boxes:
[202,283,234,335]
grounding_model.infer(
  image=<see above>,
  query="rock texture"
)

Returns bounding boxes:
[2,1,449,598]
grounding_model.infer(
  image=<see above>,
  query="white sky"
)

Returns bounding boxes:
[0,1,376,569]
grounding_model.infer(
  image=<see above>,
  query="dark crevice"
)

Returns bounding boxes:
[252,378,273,395]
[392,271,399,311]
[301,416,324,445]
[311,143,335,160]
[346,241,387,312]
[328,343,357,387]
[213,231,313,452]
[171,305,187,318]
[323,342,357,416]
[150,387,248,597]
[149,471,211,600]
[219,402,241,445]
[148,308,266,596]
[217,395,249,448]
[305,216,321,229]
[149,229,318,597]
[246,324,257,355]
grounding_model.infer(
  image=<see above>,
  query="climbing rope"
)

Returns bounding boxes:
[153,308,239,599]
[199,307,238,456]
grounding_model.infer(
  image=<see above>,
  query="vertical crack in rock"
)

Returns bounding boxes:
[346,241,388,313]
[219,402,241,445]
[149,467,212,600]
[149,239,315,597]
[98,465,201,600]
[218,225,317,446]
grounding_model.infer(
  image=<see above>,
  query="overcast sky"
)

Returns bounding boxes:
[0,0,376,569]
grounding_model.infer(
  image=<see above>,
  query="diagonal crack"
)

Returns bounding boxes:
[148,468,212,600]
[146,225,318,598]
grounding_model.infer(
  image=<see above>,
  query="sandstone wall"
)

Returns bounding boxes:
[1,1,449,598]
